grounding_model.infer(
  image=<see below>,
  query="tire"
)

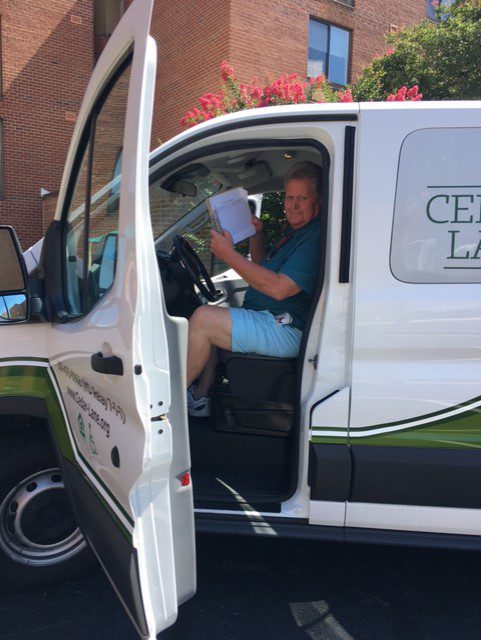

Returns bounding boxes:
[0,429,95,590]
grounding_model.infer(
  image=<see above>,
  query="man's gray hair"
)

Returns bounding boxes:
[284,161,323,197]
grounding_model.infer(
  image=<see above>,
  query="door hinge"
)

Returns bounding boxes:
[308,354,318,369]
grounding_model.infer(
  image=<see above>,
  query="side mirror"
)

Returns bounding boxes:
[0,226,29,323]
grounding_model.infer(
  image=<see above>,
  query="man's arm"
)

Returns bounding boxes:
[210,230,301,300]
[248,216,267,264]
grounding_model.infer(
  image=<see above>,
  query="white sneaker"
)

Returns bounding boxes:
[187,385,211,417]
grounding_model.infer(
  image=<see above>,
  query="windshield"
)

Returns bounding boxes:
[149,168,221,240]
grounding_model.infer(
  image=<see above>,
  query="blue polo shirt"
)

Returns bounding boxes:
[242,216,322,330]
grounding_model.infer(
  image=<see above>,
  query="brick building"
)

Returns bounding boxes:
[0,1,93,248]
[0,0,429,249]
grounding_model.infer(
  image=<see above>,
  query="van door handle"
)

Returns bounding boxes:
[91,352,124,376]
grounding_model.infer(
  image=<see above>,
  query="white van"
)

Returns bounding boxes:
[1,0,481,636]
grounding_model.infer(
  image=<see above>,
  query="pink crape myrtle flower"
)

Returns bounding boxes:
[180,61,423,129]
[220,60,235,83]
[338,88,354,102]
[387,85,423,102]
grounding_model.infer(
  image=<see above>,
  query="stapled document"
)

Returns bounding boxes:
[206,187,256,244]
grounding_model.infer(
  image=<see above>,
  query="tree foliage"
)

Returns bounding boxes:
[259,192,285,247]
[353,0,481,101]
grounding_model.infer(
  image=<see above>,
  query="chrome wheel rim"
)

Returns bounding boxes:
[0,468,86,566]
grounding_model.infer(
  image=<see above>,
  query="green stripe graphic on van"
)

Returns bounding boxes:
[0,362,132,539]
[311,395,481,450]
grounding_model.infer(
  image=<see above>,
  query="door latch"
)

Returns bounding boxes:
[151,414,168,422]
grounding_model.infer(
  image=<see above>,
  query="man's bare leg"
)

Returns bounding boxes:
[187,306,232,388]
[192,346,219,398]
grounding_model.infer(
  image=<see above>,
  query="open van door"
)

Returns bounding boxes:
[44,1,195,637]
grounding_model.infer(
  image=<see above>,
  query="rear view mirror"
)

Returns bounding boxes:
[171,179,197,197]
[0,226,28,322]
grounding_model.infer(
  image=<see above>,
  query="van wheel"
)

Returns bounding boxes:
[0,431,94,589]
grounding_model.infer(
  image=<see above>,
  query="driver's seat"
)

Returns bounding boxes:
[209,349,297,438]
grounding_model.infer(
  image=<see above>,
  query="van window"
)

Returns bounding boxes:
[149,169,221,273]
[64,57,131,316]
[391,128,481,283]
[149,173,221,239]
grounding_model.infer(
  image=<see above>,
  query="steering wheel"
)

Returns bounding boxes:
[172,235,218,302]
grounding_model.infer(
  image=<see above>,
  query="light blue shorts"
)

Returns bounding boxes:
[229,308,302,358]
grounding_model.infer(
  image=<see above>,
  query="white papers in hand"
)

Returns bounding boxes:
[206,187,256,244]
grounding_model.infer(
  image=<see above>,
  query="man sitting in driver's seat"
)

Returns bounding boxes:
[187,160,322,417]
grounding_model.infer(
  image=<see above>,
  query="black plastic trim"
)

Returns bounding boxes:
[42,221,69,322]
[195,499,282,513]
[345,527,481,552]
[308,443,351,501]
[195,512,481,552]
[350,446,481,509]
[339,126,355,282]
[0,396,48,419]
[150,113,358,167]
[81,115,97,310]
[195,512,343,541]
[197,512,308,525]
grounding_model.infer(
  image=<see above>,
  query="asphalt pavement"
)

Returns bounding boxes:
[2,534,481,640]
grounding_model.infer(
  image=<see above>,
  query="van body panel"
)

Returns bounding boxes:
[346,104,481,530]
[310,387,350,435]
[351,104,481,430]
[0,324,48,360]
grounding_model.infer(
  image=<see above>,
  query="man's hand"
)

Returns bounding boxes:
[210,229,235,262]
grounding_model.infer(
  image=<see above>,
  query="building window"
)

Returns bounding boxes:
[426,0,454,21]
[308,19,350,86]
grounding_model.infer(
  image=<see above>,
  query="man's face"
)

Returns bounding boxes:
[284,178,321,231]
